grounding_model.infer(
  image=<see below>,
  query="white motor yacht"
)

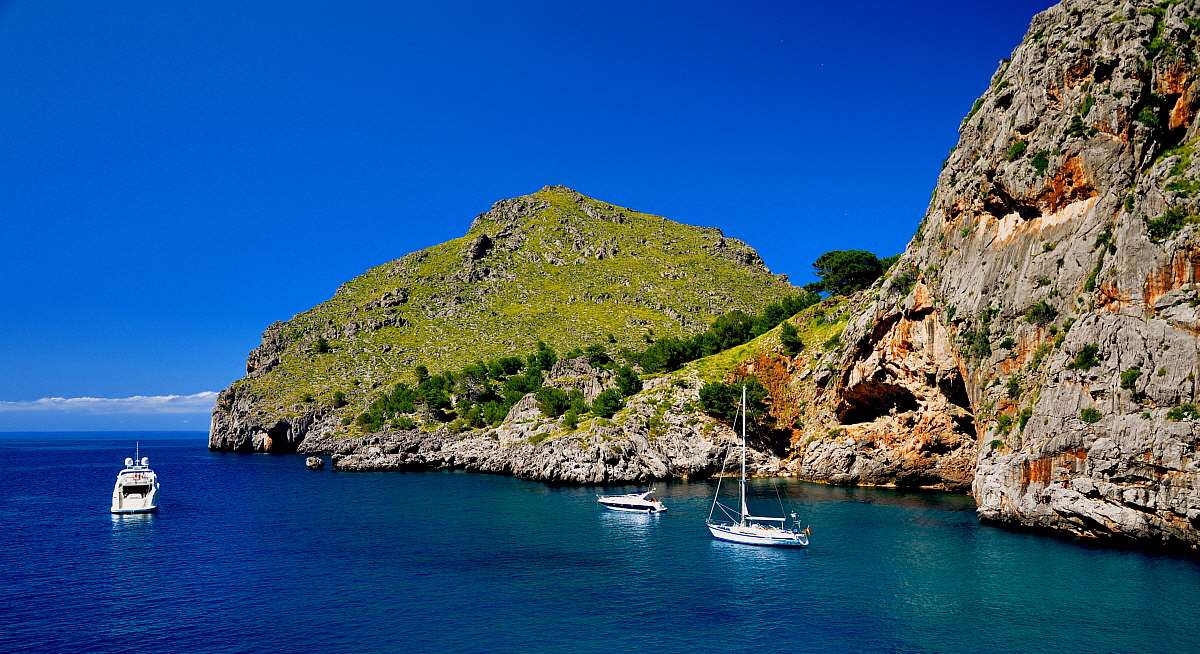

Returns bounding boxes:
[110,445,160,514]
[597,489,666,513]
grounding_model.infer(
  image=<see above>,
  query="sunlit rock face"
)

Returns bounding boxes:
[796,0,1200,547]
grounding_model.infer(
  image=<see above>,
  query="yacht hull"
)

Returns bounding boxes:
[707,524,808,547]
[599,503,665,513]
[111,505,158,514]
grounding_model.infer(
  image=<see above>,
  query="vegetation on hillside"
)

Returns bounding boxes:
[625,293,820,374]
[229,186,801,425]
[803,250,894,295]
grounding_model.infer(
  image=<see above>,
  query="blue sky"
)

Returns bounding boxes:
[0,0,1055,430]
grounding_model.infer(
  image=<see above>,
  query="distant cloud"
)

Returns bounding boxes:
[0,392,219,415]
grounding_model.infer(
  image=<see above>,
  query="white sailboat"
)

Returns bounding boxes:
[706,385,809,547]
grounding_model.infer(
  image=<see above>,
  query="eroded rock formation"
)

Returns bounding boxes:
[790,0,1200,548]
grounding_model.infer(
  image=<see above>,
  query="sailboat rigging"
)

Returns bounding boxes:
[705,385,809,547]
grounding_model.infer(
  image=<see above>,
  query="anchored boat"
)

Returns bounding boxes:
[597,489,666,513]
[110,444,160,514]
[706,385,809,547]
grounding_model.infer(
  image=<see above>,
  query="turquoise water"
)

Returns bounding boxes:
[2,433,1198,653]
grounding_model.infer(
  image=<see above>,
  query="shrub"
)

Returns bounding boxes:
[990,439,1005,451]
[1031,150,1050,175]
[960,330,991,359]
[535,387,570,418]
[1029,344,1052,369]
[999,338,1015,350]
[566,389,588,415]
[888,267,919,297]
[314,337,331,354]
[1166,404,1200,421]
[529,341,558,372]
[1120,368,1142,390]
[563,410,579,430]
[1067,115,1087,138]
[1024,301,1058,326]
[1006,376,1021,399]
[1018,408,1032,431]
[1080,408,1103,424]
[395,416,417,430]
[487,357,525,379]
[779,321,804,355]
[805,250,885,295]
[615,366,643,396]
[591,388,625,419]
[1081,93,1095,117]
[698,377,770,427]
[1066,344,1100,370]
[1146,206,1196,242]
[1137,106,1161,129]
[996,414,1013,434]
[584,344,612,367]
[482,401,509,426]
[1006,140,1028,161]
[964,97,986,123]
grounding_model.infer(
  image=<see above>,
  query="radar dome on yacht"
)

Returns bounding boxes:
[141,457,148,466]
[125,458,133,467]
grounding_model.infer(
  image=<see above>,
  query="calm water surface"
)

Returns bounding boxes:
[2,433,1198,653]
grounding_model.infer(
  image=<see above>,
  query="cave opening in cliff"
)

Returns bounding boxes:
[837,382,919,425]
[939,374,972,413]
[264,421,296,454]
[984,185,1041,221]
[1141,92,1187,157]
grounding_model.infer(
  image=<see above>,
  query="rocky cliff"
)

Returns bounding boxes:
[785,0,1200,549]
[209,185,797,455]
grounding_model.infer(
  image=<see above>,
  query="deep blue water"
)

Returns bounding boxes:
[2,433,1200,654]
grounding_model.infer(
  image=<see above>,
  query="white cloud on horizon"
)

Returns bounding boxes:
[0,392,219,414]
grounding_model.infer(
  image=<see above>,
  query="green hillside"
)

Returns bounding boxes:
[221,185,798,430]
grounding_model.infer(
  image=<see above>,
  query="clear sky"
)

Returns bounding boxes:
[0,0,1056,430]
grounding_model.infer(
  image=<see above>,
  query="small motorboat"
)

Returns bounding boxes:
[597,489,666,513]
[110,444,160,514]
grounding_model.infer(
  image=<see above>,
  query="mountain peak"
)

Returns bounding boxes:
[210,187,794,453]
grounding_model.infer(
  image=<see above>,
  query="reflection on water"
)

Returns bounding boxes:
[598,508,660,542]
[110,512,157,532]
[708,537,807,566]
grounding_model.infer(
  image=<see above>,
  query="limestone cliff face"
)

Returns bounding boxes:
[783,284,978,491]
[790,0,1200,547]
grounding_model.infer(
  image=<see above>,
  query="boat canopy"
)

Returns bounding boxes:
[745,515,786,522]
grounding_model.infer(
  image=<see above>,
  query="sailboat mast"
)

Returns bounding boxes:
[740,385,747,526]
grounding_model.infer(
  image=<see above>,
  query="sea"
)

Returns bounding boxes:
[2,432,1199,654]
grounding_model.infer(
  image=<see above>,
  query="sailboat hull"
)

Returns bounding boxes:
[707,523,808,547]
